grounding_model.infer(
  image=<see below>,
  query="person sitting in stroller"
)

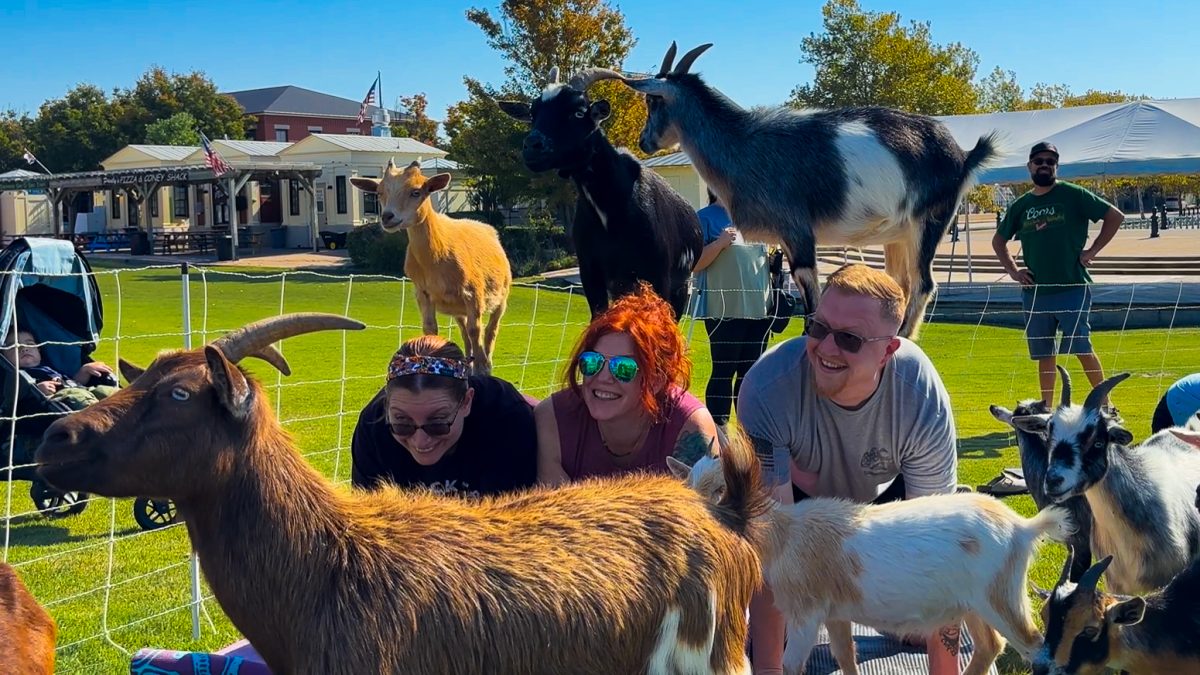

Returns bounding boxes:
[5,328,117,411]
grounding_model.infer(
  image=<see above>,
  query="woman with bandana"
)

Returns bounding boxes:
[351,335,538,498]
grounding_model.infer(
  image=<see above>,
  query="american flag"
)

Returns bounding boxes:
[357,75,379,125]
[199,131,233,177]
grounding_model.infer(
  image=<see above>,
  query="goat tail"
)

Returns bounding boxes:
[957,130,1005,193]
[710,424,773,542]
[1025,505,1076,545]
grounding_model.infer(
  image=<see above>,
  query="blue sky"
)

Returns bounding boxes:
[0,0,1190,125]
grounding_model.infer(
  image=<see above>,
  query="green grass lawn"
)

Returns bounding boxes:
[3,262,1197,674]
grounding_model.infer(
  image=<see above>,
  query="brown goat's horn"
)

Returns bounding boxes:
[1078,555,1113,591]
[672,43,713,76]
[1056,546,1074,588]
[1083,372,1131,412]
[657,41,678,77]
[1057,364,1072,408]
[568,67,626,91]
[211,313,366,373]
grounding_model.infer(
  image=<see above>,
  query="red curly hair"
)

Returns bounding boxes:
[565,283,692,422]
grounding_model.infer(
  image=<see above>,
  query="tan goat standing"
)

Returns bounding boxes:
[352,161,511,375]
[0,562,56,674]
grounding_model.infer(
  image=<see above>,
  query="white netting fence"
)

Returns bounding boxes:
[0,262,1196,672]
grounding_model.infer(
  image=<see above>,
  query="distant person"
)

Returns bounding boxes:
[1151,372,1200,434]
[691,190,774,431]
[992,141,1125,413]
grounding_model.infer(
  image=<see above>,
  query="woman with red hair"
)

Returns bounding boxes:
[535,283,721,484]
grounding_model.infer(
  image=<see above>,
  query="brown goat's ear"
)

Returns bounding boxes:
[349,177,380,194]
[204,345,252,419]
[666,456,691,481]
[118,358,145,384]
[496,100,532,122]
[425,173,451,193]
[1106,597,1146,626]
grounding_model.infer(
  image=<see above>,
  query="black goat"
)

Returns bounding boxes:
[991,398,1095,584]
[498,67,703,321]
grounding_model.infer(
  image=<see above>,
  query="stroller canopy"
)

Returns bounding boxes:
[0,237,104,374]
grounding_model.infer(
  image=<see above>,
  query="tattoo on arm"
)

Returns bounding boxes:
[672,431,716,466]
[938,624,961,653]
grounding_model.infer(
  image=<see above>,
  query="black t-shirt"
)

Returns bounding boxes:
[350,375,538,498]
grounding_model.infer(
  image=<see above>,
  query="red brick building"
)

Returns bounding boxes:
[224,85,408,142]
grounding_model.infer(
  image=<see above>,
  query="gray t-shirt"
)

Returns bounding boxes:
[737,336,957,501]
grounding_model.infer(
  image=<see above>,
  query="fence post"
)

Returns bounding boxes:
[181,262,203,640]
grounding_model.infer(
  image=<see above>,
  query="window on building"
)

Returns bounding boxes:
[336,176,347,214]
[275,128,289,142]
[150,191,160,218]
[110,190,122,220]
[172,186,189,218]
[307,126,322,133]
[289,180,300,216]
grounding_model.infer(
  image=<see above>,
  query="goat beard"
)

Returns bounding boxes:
[1032,172,1056,187]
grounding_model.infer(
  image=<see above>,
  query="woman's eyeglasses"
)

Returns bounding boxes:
[804,316,893,354]
[389,400,464,438]
[578,350,639,383]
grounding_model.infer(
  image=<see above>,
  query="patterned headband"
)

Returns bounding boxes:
[387,353,469,381]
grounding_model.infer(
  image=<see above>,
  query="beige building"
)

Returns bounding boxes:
[644,152,709,210]
[88,134,455,249]
[0,169,54,237]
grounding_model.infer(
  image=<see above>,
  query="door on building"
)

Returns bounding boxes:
[315,182,328,227]
[259,180,281,224]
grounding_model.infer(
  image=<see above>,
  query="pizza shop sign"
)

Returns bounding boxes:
[106,169,191,186]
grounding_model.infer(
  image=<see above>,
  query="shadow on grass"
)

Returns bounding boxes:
[6,522,140,547]
[958,431,1013,459]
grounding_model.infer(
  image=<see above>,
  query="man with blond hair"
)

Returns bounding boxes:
[737,263,960,675]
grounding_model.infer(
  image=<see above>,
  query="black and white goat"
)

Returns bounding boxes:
[1032,548,1200,675]
[498,68,703,321]
[991,398,1095,584]
[589,42,1000,338]
[1011,366,1200,594]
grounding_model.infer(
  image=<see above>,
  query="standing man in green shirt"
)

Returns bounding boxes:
[992,141,1124,409]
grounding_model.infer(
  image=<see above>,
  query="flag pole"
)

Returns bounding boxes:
[23,149,52,175]
[377,71,383,123]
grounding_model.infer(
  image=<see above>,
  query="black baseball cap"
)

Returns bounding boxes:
[1029,141,1059,159]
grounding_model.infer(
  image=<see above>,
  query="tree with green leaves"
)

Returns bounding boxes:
[143,111,201,146]
[389,93,441,147]
[977,70,1142,112]
[451,0,645,223]
[117,66,246,142]
[0,110,35,173]
[26,84,128,172]
[790,0,980,115]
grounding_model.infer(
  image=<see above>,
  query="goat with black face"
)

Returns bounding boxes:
[497,67,703,321]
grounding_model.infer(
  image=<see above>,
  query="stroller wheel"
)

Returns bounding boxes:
[29,481,89,518]
[133,497,179,531]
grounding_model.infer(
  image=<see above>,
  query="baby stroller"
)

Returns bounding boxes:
[0,237,178,530]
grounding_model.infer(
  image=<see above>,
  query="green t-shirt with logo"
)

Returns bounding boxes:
[998,181,1113,293]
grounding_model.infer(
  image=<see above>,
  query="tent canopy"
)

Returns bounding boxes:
[935,98,1200,184]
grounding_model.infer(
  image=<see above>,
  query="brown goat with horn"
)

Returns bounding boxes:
[34,312,768,675]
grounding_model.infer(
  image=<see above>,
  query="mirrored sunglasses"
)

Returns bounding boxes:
[578,350,639,383]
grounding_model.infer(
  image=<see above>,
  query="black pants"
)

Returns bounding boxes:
[704,317,773,426]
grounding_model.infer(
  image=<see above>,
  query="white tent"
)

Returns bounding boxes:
[935,98,1200,184]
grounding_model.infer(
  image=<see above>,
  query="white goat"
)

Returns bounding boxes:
[672,451,1073,675]
[1010,367,1200,595]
